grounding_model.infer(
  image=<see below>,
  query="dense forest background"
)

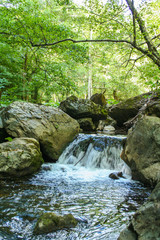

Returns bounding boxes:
[0,0,160,106]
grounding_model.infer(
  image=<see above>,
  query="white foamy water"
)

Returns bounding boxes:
[58,133,130,175]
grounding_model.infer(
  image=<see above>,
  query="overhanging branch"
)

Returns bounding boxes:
[31,37,149,57]
[31,38,132,47]
[31,37,160,67]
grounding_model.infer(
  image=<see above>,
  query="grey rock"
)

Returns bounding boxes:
[0,137,43,178]
[0,101,79,161]
[121,116,160,186]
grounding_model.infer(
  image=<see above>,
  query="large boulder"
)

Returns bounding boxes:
[59,96,108,131]
[59,96,108,121]
[0,137,43,178]
[0,101,79,161]
[121,116,160,186]
[118,181,160,240]
[124,92,160,129]
[34,213,78,235]
[108,92,153,127]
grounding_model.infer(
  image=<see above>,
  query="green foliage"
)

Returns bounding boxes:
[5,137,13,142]
[0,0,159,105]
[0,0,89,103]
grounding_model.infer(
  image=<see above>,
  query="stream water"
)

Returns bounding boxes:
[0,134,151,240]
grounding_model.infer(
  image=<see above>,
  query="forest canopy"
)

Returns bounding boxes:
[0,0,160,105]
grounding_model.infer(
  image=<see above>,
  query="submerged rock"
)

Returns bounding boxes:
[34,213,78,235]
[118,181,160,240]
[121,116,160,186]
[0,138,43,178]
[109,171,125,180]
[0,101,79,161]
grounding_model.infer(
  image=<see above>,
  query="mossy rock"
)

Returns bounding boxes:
[109,92,153,127]
[34,213,78,235]
[59,96,108,121]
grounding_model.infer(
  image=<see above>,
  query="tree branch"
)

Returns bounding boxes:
[122,48,133,67]
[125,0,160,60]
[38,24,47,43]
[31,38,133,47]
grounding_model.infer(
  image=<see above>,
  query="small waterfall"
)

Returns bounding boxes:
[58,133,130,174]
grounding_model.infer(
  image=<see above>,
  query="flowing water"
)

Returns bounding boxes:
[0,134,151,240]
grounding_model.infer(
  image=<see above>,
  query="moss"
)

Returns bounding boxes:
[54,123,59,130]
[34,212,78,235]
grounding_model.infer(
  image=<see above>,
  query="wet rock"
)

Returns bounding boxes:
[0,138,43,178]
[121,116,160,186]
[0,101,79,161]
[109,171,125,180]
[118,224,138,240]
[42,165,52,171]
[108,92,153,127]
[118,182,160,240]
[90,93,106,106]
[34,213,78,235]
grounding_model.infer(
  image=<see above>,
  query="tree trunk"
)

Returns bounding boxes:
[0,90,2,101]
[125,0,160,68]
[88,29,93,99]
[32,86,39,103]
[23,52,28,101]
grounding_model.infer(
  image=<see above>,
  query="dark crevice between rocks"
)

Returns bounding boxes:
[0,128,13,144]
[39,143,57,163]
[128,223,138,240]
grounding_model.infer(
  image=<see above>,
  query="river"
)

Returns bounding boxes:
[0,134,151,240]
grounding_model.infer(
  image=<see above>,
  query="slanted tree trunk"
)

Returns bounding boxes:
[125,0,160,69]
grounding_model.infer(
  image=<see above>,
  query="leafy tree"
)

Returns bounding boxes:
[0,0,159,105]
[20,0,159,68]
[0,0,89,103]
